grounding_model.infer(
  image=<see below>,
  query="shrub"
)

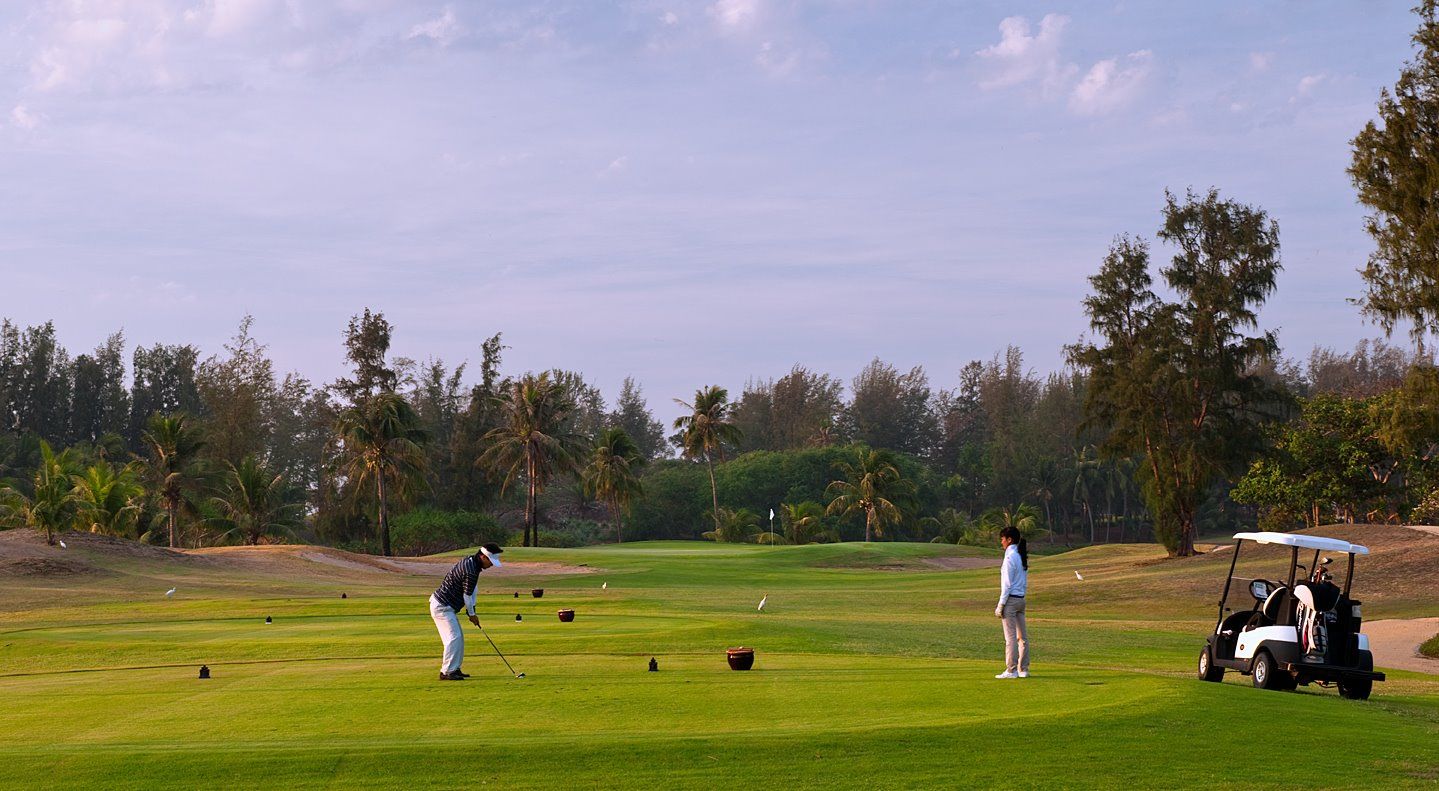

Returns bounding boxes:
[631,444,943,542]
[702,507,761,543]
[1257,505,1304,533]
[1422,632,1439,660]
[388,508,507,556]
[1411,489,1439,525]
[535,518,611,547]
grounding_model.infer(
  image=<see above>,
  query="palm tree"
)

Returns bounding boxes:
[72,462,143,538]
[779,501,826,544]
[979,503,1045,541]
[140,413,207,548]
[1030,459,1062,535]
[0,441,82,545]
[480,373,587,548]
[1071,446,1103,544]
[702,506,760,543]
[825,447,915,542]
[209,456,304,546]
[335,393,429,557]
[582,427,645,543]
[921,508,976,544]
[673,385,742,531]
[1110,456,1138,542]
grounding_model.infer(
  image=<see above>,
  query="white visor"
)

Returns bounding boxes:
[480,548,502,567]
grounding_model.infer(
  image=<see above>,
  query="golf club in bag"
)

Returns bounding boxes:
[476,624,525,679]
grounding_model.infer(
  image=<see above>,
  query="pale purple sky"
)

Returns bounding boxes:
[0,1,1423,420]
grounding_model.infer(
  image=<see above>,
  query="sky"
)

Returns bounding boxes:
[0,1,1424,421]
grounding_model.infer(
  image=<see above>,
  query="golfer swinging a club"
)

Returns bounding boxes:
[430,543,503,681]
[994,526,1030,679]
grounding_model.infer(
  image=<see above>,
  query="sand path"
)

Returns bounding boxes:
[1364,617,1439,674]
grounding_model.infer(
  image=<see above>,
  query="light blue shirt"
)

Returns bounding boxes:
[998,544,1027,605]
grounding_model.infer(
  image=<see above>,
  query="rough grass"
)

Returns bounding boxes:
[0,529,1437,789]
[1423,633,1439,660]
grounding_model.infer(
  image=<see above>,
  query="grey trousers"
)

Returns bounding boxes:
[1002,598,1029,673]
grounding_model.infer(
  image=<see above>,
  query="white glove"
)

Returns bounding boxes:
[995,604,1004,618]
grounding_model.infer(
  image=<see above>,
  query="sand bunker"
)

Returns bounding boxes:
[278,547,595,577]
[921,557,1002,571]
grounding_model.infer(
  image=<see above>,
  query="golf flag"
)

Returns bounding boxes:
[769,508,774,520]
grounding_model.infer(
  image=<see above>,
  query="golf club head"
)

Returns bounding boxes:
[516,672,526,679]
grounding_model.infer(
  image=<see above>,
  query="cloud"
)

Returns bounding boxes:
[710,0,760,31]
[207,0,288,39]
[972,14,1073,94]
[30,13,135,91]
[973,15,1153,116]
[408,7,461,46]
[661,11,679,26]
[755,40,803,76]
[10,104,43,130]
[1286,73,1326,106]
[16,2,470,96]
[1249,51,1274,72]
[1069,50,1153,116]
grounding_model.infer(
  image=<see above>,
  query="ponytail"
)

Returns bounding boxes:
[1000,526,1029,570]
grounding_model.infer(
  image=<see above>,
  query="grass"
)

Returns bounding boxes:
[0,534,1437,789]
[1423,633,1439,660]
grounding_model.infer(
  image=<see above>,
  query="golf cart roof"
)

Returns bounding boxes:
[1232,531,1369,555]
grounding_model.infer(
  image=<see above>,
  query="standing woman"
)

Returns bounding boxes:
[994,526,1029,679]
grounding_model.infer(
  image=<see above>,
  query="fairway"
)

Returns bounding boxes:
[2,535,1437,789]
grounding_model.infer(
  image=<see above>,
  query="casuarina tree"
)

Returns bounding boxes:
[1349,1,1439,343]
[1069,190,1285,556]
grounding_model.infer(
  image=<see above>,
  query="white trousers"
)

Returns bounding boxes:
[430,594,464,674]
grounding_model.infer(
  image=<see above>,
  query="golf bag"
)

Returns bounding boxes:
[1294,582,1341,660]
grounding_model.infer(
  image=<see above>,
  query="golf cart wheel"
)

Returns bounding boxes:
[1198,646,1224,682]
[1251,651,1284,691]
[1339,653,1374,701]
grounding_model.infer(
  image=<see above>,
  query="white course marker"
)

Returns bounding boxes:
[757,595,767,612]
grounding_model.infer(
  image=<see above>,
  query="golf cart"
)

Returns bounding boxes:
[1198,531,1385,699]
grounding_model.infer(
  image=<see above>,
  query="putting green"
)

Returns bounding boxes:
[0,539,1436,789]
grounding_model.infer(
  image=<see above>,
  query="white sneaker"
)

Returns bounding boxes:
[994,671,1018,679]
[1017,671,1029,678]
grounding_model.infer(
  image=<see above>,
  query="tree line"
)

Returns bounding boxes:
[0,301,1432,556]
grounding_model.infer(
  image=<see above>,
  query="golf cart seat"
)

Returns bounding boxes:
[1259,586,1290,625]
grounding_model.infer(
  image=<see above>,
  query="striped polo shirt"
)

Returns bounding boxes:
[433,555,481,613]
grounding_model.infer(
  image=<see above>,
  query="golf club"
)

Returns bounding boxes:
[477,625,525,679]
